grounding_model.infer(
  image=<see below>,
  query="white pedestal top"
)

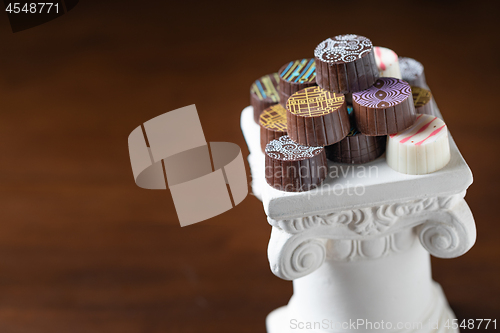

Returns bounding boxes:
[241,101,473,221]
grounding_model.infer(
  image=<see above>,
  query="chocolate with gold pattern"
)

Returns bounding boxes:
[265,135,327,192]
[286,86,350,146]
[250,73,280,123]
[352,77,416,136]
[411,86,434,116]
[278,58,317,107]
[260,104,288,152]
[314,34,379,94]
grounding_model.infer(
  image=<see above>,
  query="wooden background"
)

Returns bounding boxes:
[0,0,498,332]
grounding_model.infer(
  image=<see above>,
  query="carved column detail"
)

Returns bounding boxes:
[268,191,475,280]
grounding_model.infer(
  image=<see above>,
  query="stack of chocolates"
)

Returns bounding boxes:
[249,34,451,192]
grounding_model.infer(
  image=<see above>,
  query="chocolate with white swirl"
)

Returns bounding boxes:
[399,57,426,87]
[412,86,434,116]
[250,73,280,123]
[286,86,350,146]
[314,34,379,94]
[352,78,416,135]
[279,58,317,107]
[265,135,327,192]
[260,104,288,152]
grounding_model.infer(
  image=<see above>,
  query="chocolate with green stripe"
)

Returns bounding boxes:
[250,73,280,123]
[278,58,317,108]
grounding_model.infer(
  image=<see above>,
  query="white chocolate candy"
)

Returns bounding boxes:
[386,114,450,175]
[374,46,402,79]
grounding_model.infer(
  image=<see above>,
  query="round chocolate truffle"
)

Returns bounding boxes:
[399,57,426,88]
[260,104,288,153]
[278,58,317,107]
[286,86,350,147]
[352,77,417,136]
[411,86,434,116]
[250,73,280,123]
[265,135,327,192]
[325,126,386,164]
[314,34,379,94]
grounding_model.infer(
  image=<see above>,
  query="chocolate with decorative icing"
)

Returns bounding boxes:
[265,135,327,192]
[278,58,317,107]
[411,86,434,116]
[399,57,426,87]
[286,86,350,146]
[352,77,416,136]
[314,34,379,94]
[250,73,280,123]
[260,104,288,152]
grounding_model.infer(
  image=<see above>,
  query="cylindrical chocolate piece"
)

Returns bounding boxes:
[386,114,450,175]
[286,86,350,146]
[278,58,317,107]
[250,73,280,123]
[325,127,386,164]
[260,104,287,152]
[352,77,417,136]
[411,86,434,116]
[265,135,327,192]
[399,57,426,87]
[373,46,402,79]
[314,34,379,94]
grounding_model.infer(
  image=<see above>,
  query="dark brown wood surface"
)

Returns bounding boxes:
[0,1,498,332]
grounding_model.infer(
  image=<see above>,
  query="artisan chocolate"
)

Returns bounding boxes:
[286,86,350,146]
[373,46,402,79]
[352,77,416,136]
[399,57,426,87]
[265,135,327,192]
[278,58,317,107]
[411,86,434,116]
[250,73,280,123]
[325,127,386,164]
[387,114,450,175]
[314,34,379,94]
[260,104,287,152]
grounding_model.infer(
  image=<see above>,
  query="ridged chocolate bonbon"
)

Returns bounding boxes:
[250,73,280,123]
[278,58,317,107]
[325,127,386,164]
[412,86,434,116]
[399,57,426,87]
[260,104,287,152]
[353,77,416,136]
[265,135,327,192]
[286,86,350,146]
[314,34,379,94]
